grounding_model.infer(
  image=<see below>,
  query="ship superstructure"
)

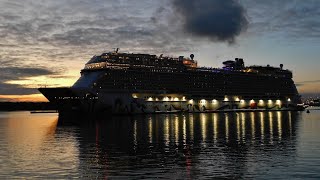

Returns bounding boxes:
[39,49,302,113]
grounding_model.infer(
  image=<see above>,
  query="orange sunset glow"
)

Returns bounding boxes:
[0,94,48,102]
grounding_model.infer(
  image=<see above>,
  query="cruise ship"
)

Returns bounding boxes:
[39,49,302,114]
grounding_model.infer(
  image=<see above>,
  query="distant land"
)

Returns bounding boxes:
[0,102,57,111]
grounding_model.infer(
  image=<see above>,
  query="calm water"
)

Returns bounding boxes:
[0,111,320,179]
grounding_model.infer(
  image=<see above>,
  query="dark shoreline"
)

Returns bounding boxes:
[0,102,57,111]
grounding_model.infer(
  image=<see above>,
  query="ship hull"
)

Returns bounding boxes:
[39,88,304,114]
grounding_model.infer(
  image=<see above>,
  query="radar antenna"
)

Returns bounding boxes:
[190,54,194,60]
[280,64,283,70]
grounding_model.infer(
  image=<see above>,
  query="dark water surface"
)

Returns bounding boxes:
[0,111,320,179]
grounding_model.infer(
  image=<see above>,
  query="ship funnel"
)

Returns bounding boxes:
[190,54,194,60]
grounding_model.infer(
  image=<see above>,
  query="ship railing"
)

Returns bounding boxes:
[84,62,186,71]
[195,67,292,78]
[196,67,222,71]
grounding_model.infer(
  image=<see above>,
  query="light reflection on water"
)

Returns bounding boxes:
[0,112,80,178]
[0,111,320,178]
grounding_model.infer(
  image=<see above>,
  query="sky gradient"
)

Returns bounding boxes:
[1,0,320,101]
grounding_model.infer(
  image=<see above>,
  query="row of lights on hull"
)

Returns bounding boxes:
[138,95,291,104]
[145,97,187,102]
[199,99,286,105]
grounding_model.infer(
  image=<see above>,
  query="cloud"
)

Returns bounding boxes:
[0,0,196,54]
[172,0,248,43]
[1,0,243,52]
[243,0,320,41]
[0,61,58,95]
[296,80,320,87]
[299,80,320,83]
[0,0,186,98]
[0,83,38,95]
[1,67,55,78]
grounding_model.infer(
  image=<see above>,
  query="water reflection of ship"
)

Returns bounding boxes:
[65,111,300,178]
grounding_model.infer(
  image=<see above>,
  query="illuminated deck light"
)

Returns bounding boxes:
[235,97,240,102]
[240,100,245,104]
[182,96,186,101]
[174,97,179,101]
[200,99,206,104]
[276,100,281,105]
[147,97,153,101]
[250,99,255,104]
[224,97,229,101]
[212,99,217,104]
[287,98,291,102]
[259,99,264,104]
[268,100,272,104]
[163,97,169,101]
[132,94,138,98]
[189,99,194,104]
